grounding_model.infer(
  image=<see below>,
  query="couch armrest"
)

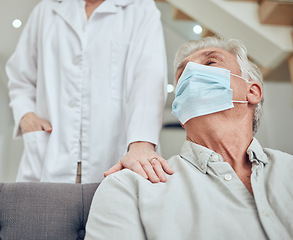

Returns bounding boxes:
[0,182,99,240]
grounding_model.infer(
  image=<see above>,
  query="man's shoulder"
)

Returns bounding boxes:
[262,147,293,173]
[263,148,293,161]
[250,138,293,165]
[102,168,151,191]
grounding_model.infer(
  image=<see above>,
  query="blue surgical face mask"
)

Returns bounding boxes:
[172,62,249,124]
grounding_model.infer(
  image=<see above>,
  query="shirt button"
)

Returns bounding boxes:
[73,56,81,65]
[211,155,219,162]
[69,100,76,108]
[261,210,269,217]
[224,174,232,181]
[201,164,205,170]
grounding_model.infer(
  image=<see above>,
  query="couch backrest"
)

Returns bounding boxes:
[0,182,99,240]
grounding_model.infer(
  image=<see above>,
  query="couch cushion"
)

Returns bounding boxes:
[0,182,99,240]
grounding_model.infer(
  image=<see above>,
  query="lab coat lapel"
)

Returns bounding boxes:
[51,0,135,37]
[113,0,135,6]
[52,0,84,40]
[96,0,135,13]
[95,0,118,13]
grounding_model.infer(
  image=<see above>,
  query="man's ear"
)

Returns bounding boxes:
[247,82,262,104]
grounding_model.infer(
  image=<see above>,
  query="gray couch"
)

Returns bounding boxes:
[0,182,99,240]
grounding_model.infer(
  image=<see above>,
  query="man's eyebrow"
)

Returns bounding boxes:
[176,50,224,72]
[201,50,224,60]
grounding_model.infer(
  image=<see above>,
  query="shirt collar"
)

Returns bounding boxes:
[113,0,135,7]
[94,0,135,13]
[80,0,135,10]
[180,140,222,174]
[179,138,268,174]
[246,138,268,165]
[52,0,134,39]
[54,0,135,16]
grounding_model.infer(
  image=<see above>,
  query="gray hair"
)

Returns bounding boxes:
[174,36,264,135]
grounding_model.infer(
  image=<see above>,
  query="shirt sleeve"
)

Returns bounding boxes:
[125,0,168,148]
[85,171,146,240]
[5,3,41,138]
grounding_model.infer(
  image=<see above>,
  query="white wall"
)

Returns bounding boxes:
[255,82,293,154]
[0,63,23,182]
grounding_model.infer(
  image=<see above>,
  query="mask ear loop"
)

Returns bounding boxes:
[230,73,249,83]
[233,100,249,103]
[230,73,249,103]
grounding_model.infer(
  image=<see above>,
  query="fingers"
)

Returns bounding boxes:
[121,155,173,183]
[140,161,160,183]
[104,159,162,184]
[105,142,174,183]
[148,159,167,183]
[119,159,161,183]
[147,156,174,183]
[104,161,123,177]
[41,120,52,133]
[130,162,148,179]
[157,156,174,175]
[20,112,52,134]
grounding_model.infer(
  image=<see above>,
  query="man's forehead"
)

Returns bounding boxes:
[188,47,229,59]
[178,47,228,70]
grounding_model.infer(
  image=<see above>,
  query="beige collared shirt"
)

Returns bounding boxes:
[85,138,293,240]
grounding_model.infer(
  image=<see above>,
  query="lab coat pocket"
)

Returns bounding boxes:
[17,131,50,181]
[110,41,129,100]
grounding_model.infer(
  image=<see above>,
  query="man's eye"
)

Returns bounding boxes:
[206,60,215,66]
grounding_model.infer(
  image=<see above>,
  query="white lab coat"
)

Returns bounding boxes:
[6,0,167,183]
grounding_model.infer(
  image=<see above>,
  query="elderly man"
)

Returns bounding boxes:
[85,37,293,240]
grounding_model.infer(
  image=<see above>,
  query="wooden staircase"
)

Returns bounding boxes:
[156,0,293,84]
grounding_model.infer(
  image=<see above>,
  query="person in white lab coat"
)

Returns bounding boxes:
[6,0,173,183]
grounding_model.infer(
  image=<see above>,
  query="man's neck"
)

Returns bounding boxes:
[184,113,254,194]
[185,110,253,160]
[189,127,251,165]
